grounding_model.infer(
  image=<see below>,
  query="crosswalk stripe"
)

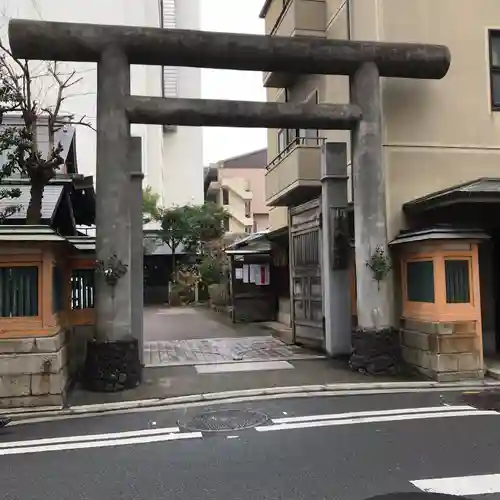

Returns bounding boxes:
[0,431,202,456]
[411,473,500,496]
[271,405,477,424]
[0,426,180,449]
[256,410,497,432]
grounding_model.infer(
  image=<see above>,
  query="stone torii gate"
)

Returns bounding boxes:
[8,19,450,390]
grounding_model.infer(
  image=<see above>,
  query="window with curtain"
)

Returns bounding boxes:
[445,260,470,304]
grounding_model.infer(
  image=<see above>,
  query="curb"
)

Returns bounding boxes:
[5,379,500,422]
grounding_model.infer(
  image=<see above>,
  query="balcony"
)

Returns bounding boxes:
[262,0,327,88]
[207,180,220,193]
[220,177,253,200]
[265,137,323,207]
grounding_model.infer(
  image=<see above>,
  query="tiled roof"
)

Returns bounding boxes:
[0,184,64,221]
[404,177,500,213]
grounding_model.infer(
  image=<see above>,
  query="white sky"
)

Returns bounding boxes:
[200,0,267,165]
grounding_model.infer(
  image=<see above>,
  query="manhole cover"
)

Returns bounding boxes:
[179,409,270,432]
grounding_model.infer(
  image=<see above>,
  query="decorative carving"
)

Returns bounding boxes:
[96,253,128,287]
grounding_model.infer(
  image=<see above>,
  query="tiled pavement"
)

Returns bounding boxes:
[144,335,325,367]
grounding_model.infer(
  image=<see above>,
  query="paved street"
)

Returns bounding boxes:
[4,390,500,500]
[143,307,323,367]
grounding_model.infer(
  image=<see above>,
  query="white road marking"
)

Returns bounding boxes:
[0,426,180,449]
[194,361,294,374]
[411,473,500,496]
[0,431,202,456]
[256,410,497,432]
[272,405,477,424]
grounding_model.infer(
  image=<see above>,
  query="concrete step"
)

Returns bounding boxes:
[485,360,500,380]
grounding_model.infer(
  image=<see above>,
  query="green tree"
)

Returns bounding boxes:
[142,185,162,224]
[159,202,228,281]
[0,43,93,224]
[0,64,24,221]
[160,205,192,279]
[183,202,228,253]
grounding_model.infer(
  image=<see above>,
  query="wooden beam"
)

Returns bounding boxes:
[125,97,362,130]
[9,19,450,79]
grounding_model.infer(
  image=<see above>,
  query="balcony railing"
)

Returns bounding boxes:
[266,136,325,206]
[267,136,325,172]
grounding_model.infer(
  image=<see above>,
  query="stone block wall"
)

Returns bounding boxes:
[400,318,483,381]
[0,331,69,408]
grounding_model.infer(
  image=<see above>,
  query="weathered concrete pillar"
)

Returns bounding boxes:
[320,142,351,356]
[350,62,391,330]
[95,45,132,342]
[349,62,399,375]
[129,137,144,365]
[84,47,142,392]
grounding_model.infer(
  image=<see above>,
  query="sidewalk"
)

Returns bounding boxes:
[68,358,413,407]
[68,305,418,408]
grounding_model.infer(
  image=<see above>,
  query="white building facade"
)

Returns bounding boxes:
[0,0,204,207]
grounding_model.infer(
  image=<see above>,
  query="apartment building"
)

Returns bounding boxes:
[260,0,500,380]
[204,149,269,236]
[0,0,204,208]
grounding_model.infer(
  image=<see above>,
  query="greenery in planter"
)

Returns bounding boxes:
[366,245,392,290]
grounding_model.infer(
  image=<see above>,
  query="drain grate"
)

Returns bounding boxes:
[179,409,270,432]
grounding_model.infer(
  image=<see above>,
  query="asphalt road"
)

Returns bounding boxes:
[1,390,500,500]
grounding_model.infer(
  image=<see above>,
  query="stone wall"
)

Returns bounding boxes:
[0,331,69,408]
[400,318,483,381]
[277,296,291,326]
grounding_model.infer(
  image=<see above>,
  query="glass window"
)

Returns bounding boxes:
[490,32,500,108]
[445,260,470,304]
[406,260,435,303]
[491,34,500,67]
[493,73,500,109]
[0,266,38,317]
[244,200,251,218]
[222,188,229,205]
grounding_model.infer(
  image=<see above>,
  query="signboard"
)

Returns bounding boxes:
[252,263,270,286]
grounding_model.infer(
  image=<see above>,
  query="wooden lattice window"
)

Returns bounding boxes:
[71,269,95,310]
[0,266,39,317]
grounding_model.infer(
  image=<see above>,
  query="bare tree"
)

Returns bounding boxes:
[0,39,95,224]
